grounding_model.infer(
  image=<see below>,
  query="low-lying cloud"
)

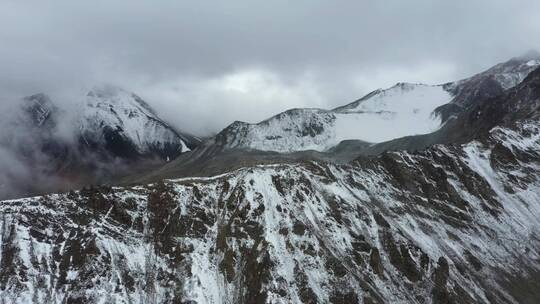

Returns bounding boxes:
[1,0,539,136]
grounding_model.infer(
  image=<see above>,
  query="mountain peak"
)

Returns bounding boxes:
[85,84,158,119]
[81,87,200,158]
[15,87,200,163]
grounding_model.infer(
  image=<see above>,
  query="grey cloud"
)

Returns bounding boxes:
[1,0,539,135]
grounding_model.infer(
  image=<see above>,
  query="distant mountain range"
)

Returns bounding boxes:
[134,51,540,183]
[1,52,540,303]
[4,52,538,198]
[213,51,540,153]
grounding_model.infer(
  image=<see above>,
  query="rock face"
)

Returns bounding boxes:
[215,53,540,153]
[0,119,538,303]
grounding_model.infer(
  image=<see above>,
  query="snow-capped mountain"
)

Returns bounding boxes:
[12,86,199,161]
[216,109,339,152]
[214,52,540,153]
[78,86,198,160]
[0,86,200,199]
[363,60,540,156]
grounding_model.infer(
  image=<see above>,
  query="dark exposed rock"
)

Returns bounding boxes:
[293,221,307,236]
[329,291,359,304]
[464,250,483,271]
[432,257,451,304]
[369,248,384,277]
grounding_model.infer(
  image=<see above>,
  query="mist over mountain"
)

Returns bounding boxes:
[0,86,200,199]
[2,1,540,136]
[1,59,540,303]
[2,52,538,199]
[1,1,540,304]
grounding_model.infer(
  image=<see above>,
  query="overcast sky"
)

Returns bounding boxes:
[1,0,540,135]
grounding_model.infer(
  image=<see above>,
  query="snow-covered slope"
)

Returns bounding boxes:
[333,83,451,142]
[0,119,539,303]
[79,86,196,159]
[217,109,338,152]
[216,54,540,153]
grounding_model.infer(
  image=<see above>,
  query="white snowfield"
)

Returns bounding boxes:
[333,83,450,143]
[222,83,452,152]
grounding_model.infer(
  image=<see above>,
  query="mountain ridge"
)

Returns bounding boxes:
[132,54,540,186]
[212,53,540,154]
